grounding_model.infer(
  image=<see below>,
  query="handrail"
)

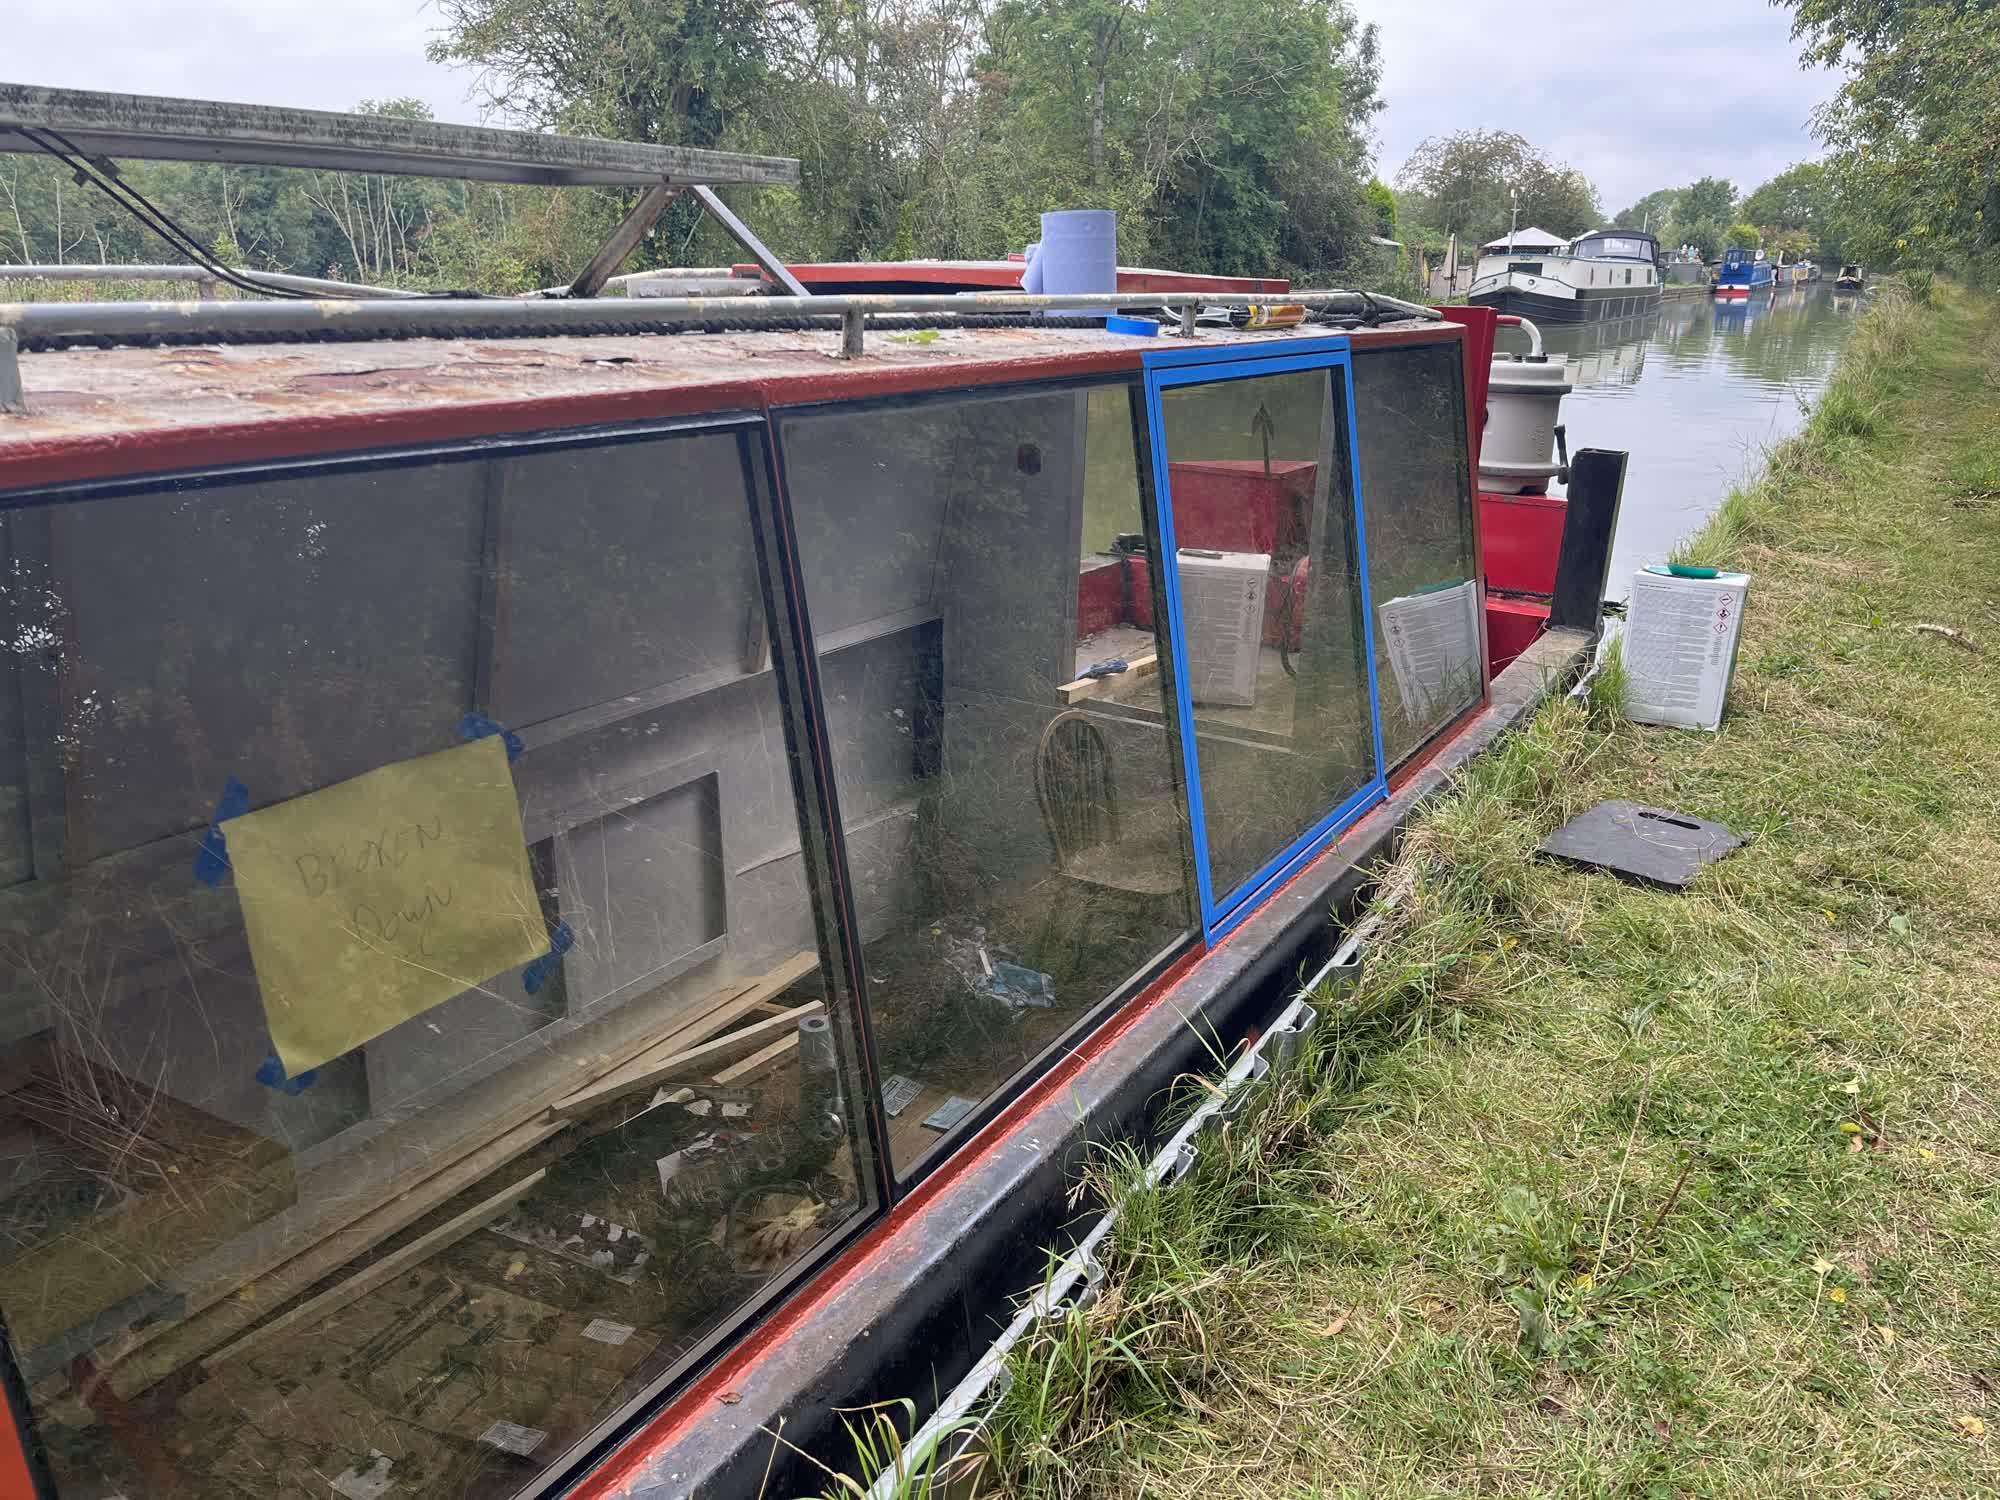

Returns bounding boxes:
[0,288,1441,347]
[1493,314,1546,358]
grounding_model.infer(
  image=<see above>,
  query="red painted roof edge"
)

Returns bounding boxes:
[730,261,1293,295]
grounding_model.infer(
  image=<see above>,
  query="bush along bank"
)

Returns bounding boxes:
[891,279,2000,1500]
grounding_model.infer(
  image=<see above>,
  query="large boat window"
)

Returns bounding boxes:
[1578,235,1653,260]
[1351,340,1483,767]
[781,387,1195,1179]
[0,431,879,1499]
[1153,362,1378,918]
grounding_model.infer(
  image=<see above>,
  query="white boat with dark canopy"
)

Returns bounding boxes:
[1468,228,1663,323]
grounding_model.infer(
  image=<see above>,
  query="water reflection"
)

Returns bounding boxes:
[1506,286,1856,600]
[1545,312,1657,389]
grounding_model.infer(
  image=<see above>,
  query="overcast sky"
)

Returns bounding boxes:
[9,0,1839,217]
[1351,0,1840,215]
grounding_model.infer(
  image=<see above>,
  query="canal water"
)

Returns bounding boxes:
[1514,284,1861,601]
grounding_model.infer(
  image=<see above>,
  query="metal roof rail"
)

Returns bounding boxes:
[0,290,1438,407]
[0,288,1434,341]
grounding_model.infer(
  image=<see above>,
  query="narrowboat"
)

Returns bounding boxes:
[0,84,1614,1500]
[1836,263,1865,292]
[1712,247,1777,297]
[1466,228,1664,323]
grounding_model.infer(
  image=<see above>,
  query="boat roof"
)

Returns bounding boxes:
[1571,228,1658,250]
[0,317,1456,490]
[1481,227,1567,251]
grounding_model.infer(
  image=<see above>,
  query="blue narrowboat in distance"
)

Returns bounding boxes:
[1712,247,1776,298]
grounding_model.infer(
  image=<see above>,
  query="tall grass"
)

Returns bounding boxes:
[959,281,2000,1498]
[0,275,241,303]
[975,700,1610,1498]
[1672,282,1924,570]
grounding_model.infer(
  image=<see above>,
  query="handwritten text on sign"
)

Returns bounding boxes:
[227,736,546,1077]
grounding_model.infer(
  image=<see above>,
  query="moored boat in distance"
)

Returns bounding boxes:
[1467,227,1663,323]
[1661,248,1710,298]
[1835,263,1865,292]
[1712,247,1776,297]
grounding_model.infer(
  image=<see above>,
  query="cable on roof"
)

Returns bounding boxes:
[4,125,491,303]
[12,313,1113,353]
[9,304,1443,354]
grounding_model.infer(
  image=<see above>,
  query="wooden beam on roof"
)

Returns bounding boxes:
[0,83,800,189]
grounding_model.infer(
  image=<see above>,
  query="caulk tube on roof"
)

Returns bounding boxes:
[1030,209,1116,318]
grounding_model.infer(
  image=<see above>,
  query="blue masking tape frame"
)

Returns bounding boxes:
[193,776,250,887]
[523,921,574,996]
[458,710,525,763]
[256,1051,317,1095]
[1141,336,1388,944]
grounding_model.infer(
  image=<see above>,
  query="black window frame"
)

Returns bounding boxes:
[0,411,900,1500]
[764,372,1203,1188]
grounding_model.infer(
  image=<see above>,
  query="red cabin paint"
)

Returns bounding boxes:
[1162,458,1316,555]
[733,260,1293,296]
[1481,491,1568,596]
[1076,556,1126,637]
[1485,593,1556,674]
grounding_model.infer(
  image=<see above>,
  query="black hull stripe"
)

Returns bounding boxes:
[1466,286,1664,324]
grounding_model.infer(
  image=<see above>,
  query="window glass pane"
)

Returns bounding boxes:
[1157,367,1375,901]
[0,431,877,1500]
[783,385,1194,1178]
[1081,385,1144,560]
[1351,341,1482,767]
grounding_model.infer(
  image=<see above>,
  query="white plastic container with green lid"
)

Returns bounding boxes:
[1623,565,1751,731]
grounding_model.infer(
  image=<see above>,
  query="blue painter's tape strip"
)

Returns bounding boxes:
[523,920,574,996]
[458,710,524,763]
[256,1051,318,1095]
[193,776,250,888]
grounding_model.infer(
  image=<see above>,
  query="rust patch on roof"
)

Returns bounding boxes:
[0,321,1449,490]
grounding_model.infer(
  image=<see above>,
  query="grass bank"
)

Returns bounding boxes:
[956,280,2000,1499]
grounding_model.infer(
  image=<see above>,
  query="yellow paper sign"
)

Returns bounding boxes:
[227,736,546,1077]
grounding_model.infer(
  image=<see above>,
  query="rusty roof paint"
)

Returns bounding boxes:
[0,322,1454,491]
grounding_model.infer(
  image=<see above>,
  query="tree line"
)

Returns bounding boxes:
[2,0,1987,291]
[3,0,1391,293]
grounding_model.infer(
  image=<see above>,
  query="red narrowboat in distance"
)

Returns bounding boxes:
[0,85,1615,1499]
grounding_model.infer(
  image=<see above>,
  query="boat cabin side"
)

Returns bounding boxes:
[0,317,1498,1499]
[1472,230,1659,282]
[1715,246,1773,282]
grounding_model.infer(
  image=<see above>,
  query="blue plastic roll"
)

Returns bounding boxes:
[1035,209,1117,317]
[1021,241,1043,294]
